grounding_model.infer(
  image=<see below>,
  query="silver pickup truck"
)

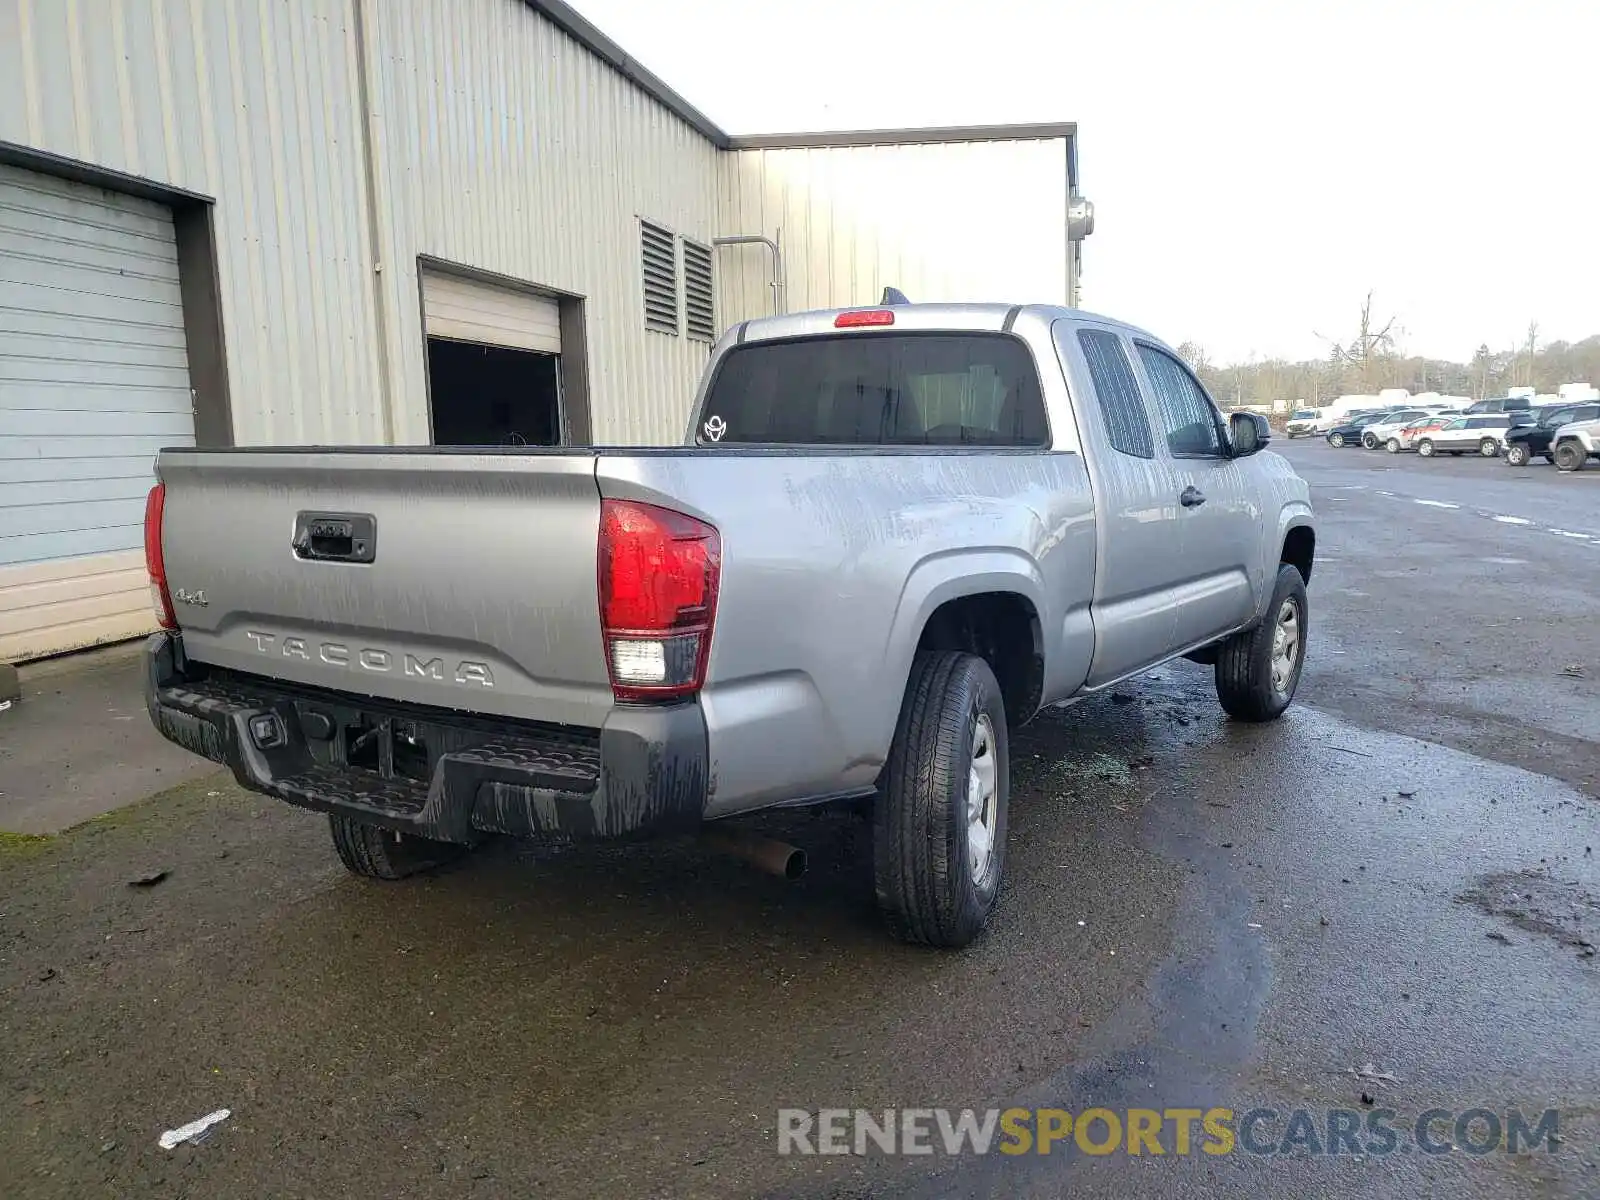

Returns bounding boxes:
[143,301,1314,948]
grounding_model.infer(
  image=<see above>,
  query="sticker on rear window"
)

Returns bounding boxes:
[703,415,726,442]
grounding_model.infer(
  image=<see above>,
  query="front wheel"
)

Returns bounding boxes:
[1328,433,1346,448]
[1479,438,1501,457]
[1386,437,1402,454]
[1506,443,1531,467]
[1417,439,1435,457]
[1554,441,1589,472]
[329,815,466,880]
[874,651,1008,949]
[1361,432,1379,449]
[1214,564,1309,722]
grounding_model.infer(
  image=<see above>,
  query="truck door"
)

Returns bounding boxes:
[1132,343,1262,649]
[1060,324,1186,685]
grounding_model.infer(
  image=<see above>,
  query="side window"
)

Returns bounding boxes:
[1136,344,1225,458]
[1077,330,1155,459]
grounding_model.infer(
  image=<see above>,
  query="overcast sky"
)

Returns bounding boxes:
[575,0,1598,366]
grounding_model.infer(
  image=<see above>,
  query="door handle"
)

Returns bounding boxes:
[1180,486,1207,508]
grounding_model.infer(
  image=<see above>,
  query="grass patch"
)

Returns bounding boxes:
[0,829,58,860]
[68,770,237,836]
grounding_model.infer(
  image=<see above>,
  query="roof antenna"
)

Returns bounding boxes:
[880,286,911,306]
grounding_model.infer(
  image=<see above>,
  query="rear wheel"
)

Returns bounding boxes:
[1506,443,1531,467]
[1385,437,1402,453]
[1328,433,1346,448]
[1417,439,1435,457]
[1214,564,1309,722]
[1554,441,1589,472]
[329,815,466,880]
[874,651,1008,949]
[1479,437,1500,457]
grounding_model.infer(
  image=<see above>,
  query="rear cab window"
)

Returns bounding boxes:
[1077,329,1156,459]
[696,333,1049,447]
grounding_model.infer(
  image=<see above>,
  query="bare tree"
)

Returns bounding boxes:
[1175,341,1212,374]
[1316,291,1399,393]
[1519,320,1540,387]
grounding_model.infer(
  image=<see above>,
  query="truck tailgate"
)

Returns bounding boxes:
[156,449,612,729]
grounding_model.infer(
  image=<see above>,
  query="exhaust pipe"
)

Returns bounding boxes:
[703,828,807,881]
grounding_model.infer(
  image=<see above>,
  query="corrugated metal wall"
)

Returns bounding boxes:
[364,0,725,444]
[1,0,1071,453]
[0,0,386,446]
[717,140,1070,325]
[0,0,754,447]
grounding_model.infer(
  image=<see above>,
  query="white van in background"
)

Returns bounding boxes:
[1285,408,1335,437]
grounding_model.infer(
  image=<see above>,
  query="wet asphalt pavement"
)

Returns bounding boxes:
[2,438,1597,1199]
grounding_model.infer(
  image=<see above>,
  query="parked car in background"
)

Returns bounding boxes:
[1552,417,1600,472]
[1285,409,1331,438]
[1415,415,1515,458]
[1503,404,1600,466]
[1464,396,1535,415]
[1326,410,1396,447]
[1386,414,1455,453]
[1359,409,1436,449]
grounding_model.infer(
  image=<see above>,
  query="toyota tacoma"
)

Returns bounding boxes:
[143,301,1315,948]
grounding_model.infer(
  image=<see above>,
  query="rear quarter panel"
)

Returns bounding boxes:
[597,450,1097,814]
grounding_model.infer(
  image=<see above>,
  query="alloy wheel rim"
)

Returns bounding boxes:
[1271,598,1301,697]
[966,714,998,886]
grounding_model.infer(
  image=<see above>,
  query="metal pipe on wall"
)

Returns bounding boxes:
[713,232,786,316]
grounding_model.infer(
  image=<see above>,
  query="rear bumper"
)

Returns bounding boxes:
[143,632,709,844]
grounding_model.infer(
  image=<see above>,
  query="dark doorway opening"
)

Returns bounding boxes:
[427,337,561,446]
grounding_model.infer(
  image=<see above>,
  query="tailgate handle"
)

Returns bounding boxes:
[293,512,377,564]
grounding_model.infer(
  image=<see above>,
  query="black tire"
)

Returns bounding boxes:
[1417,439,1435,457]
[1328,433,1346,448]
[1214,564,1309,722]
[1506,443,1530,467]
[1362,432,1379,449]
[1554,441,1588,472]
[1478,437,1500,457]
[329,814,465,880]
[874,651,1009,949]
[1385,437,1402,454]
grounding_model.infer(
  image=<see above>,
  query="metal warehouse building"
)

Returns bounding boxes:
[0,0,1094,663]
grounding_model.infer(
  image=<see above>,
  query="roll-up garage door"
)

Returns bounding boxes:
[0,164,195,662]
[420,266,561,353]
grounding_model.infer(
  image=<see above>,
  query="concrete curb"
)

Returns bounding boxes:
[0,662,19,704]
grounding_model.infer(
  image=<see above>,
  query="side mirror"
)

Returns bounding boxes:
[1230,411,1271,457]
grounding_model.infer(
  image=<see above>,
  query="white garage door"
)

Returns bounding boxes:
[420,266,561,353]
[0,164,195,662]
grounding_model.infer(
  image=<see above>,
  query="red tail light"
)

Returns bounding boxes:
[598,499,721,701]
[144,483,177,630]
[835,309,895,328]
